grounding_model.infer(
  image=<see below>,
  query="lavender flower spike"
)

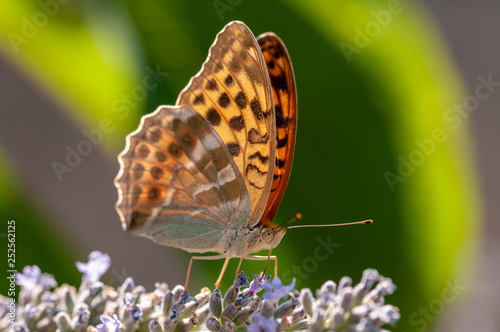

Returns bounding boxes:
[16,265,57,291]
[8,254,400,332]
[96,314,123,332]
[247,313,278,332]
[76,251,111,284]
[16,265,42,293]
[262,277,296,305]
[246,273,270,296]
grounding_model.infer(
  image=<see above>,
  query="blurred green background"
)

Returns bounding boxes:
[2,0,498,331]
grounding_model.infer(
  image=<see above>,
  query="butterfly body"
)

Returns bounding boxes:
[115,21,296,275]
[198,224,286,258]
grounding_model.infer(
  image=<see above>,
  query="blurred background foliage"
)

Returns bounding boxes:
[0,0,481,331]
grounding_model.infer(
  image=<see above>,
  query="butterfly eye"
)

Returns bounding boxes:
[261,227,274,243]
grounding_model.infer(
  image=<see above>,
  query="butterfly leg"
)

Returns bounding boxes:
[230,241,252,299]
[185,255,227,291]
[215,257,231,290]
[234,241,252,279]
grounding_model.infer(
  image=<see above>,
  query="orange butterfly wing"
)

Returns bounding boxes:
[176,22,276,226]
[257,33,298,226]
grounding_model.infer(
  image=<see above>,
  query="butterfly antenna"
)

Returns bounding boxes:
[285,219,373,230]
[277,213,302,229]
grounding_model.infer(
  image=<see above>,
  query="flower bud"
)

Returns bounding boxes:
[223,285,236,307]
[290,307,305,326]
[172,285,185,300]
[310,308,325,332]
[162,292,174,315]
[219,318,237,332]
[330,307,345,327]
[120,277,135,295]
[348,305,368,324]
[54,312,71,332]
[232,307,255,326]
[221,303,238,321]
[148,320,162,332]
[339,287,353,311]
[209,289,222,318]
[60,285,75,314]
[274,299,296,318]
[260,299,275,318]
[205,316,221,332]
[288,319,310,331]
[337,276,352,294]
[299,288,314,317]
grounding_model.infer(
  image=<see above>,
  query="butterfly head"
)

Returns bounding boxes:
[259,225,287,250]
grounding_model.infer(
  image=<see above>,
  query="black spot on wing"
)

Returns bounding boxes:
[155,151,166,163]
[151,167,164,180]
[250,98,263,120]
[193,94,205,105]
[206,108,221,126]
[224,75,234,86]
[275,105,287,128]
[235,91,247,109]
[277,137,288,148]
[130,185,142,205]
[168,143,182,157]
[148,187,161,202]
[218,93,231,108]
[181,133,195,149]
[248,128,269,144]
[149,128,162,143]
[227,143,241,157]
[132,163,145,180]
[229,116,245,132]
[136,145,150,158]
[248,151,269,164]
[229,58,242,73]
[246,163,267,176]
[205,79,218,91]
[270,74,287,92]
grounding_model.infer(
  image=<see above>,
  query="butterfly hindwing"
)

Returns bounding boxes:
[257,32,298,225]
[115,105,251,253]
[176,21,276,226]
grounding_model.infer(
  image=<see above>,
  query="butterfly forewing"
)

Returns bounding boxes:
[115,105,251,253]
[257,33,298,225]
[176,21,275,226]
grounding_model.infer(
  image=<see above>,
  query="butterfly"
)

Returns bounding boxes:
[114,21,369,289]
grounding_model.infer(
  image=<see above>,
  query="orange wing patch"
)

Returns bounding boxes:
[257,32,298,226]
